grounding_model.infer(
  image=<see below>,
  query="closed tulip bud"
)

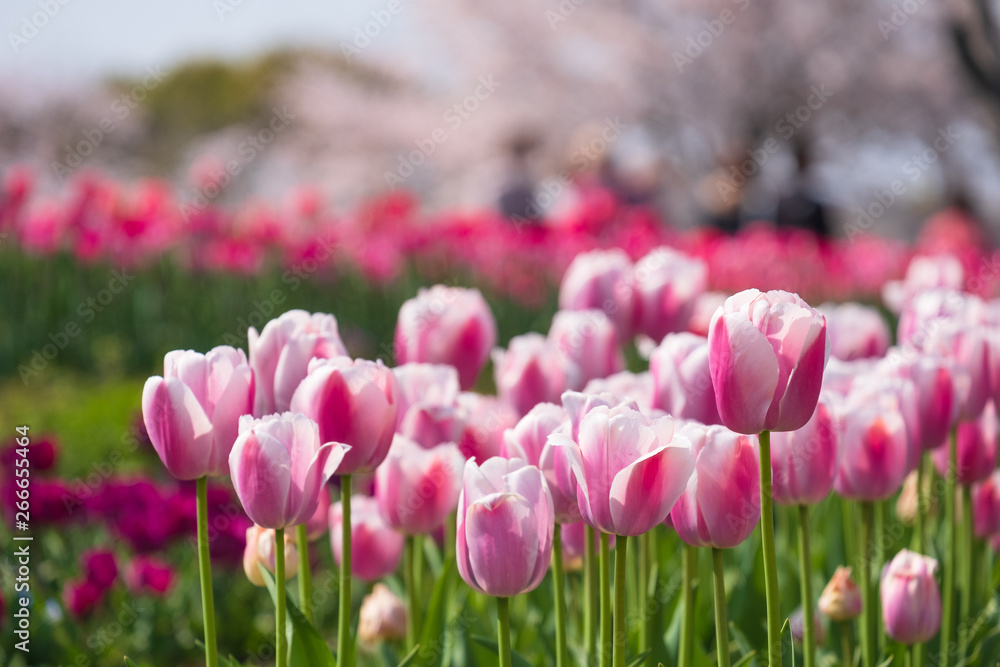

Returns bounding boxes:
[708,289,829,434]
[248,310,348,416]
[895,469,935,526]
[770,395,839,505]
[548,309,625,391]
[649,333,721,425]
[881,550,941,644]
[834,393,909,501]
[395,285,497,390]
[820,302,889,361]
[880,351,959,451]
[493,334,569,417]
[818,566,862,621]
[932,401,999,486]
[559,249,635,338]
[142,346,254,480]
[304,486,331,541]
[631,246,707,342]
[972,470,1000,538]
[331,495,404,582]
[456,392,518,461]
[670,423,760,548]
[358,583,407,643]
[393,364,465,447]
[922,318,992,421]
[244,524,299,587]
[790,607,826,644]
[229,413,349,529]
[291,357,398,475]
[551,406,695,536]
[457,457,553,597]
[561,390,639,441]
[375,436,465,534]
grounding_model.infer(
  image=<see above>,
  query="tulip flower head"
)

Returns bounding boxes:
[331,495,405,582]
[630,246,708,342]
[770,395,839,505]
[972,470,1000,538]
[817,566,862,621]
[548,309,625,391]
[649,332,721,425]
[243,524,299,587]
[358,583,407,643]
[375,436,465,535]
[881,550,941,644]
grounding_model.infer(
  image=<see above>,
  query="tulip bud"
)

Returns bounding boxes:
[817,566,862,621]
[331,495,404,582]
[558,248,635,339]
[649,333,721,425]
[375,436,465,535]
[493,333,570,417]
[881,550,941,644]
[548,309,624,391]
[243,525,299,587]
[630,246,707,342]
[932,401,998,486]
[789,607,826,644]
[358,583,407,643]
[834,394,909,502]
[820,302,889,361]
[972,470,1000,539]
[770,395,839,506]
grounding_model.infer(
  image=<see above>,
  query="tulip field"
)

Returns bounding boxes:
[4,170,1000,667]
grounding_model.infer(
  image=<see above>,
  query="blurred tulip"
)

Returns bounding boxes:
[670,423,760,548]
[248,310,348,415]
[881,351,959,451]
[820,302,889,361]
[493,333,569,417]
[304,485,330,541]
[631,246,707,342]
[882,254,965,314]
[456,392,518,461]
[125,556,175,596]
[790,607,826,644]
[501,402,566,465]
[229,413,349,529]
[560,520,614,571]
[331,495,405,582]
[821,358,878,397]
[818,566,862,621]
[688,291,729,337]
[881,550,941,644]
[932,401,999,486]
[395,285,497,389]
[922,317,991,421]
[243,524,299,586]
[551,405,694,536]
[63,579,103,618]
[375,436,464,534]
[770,395,839,505]
[548,309,624,391]
[972,470,1000,538]
[358,583,407,643]
[834,396,909,501]
[558,248,635,338]
[581,371,655,412]
[895,469,935,526]
[649,332,721,425]
[707,289,828,434]
[849,374,922,473]
[142,346,253,480]
[393,364,465,447]
[457,457,553,597]
[561,390,639,441]
[291,357,398,474]
[82,550,118,591]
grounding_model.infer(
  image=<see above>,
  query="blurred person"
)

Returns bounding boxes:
[774,137,830,238]
[697,143,751,234]
[497,132,542,225]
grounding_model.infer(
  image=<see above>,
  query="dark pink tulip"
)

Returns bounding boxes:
[248,310,348,416]
[881,550,941,644]
[375,436,464,534]
[932,401,998,486]
[82,550,118,591]
[457,457,553,597]
[834,397,909,501]
[670,423,760,548]
[304,485,331,541]
[631,246,708,342]
[331,495,404,582]
[558,249,635,338]
[395,285,497,390]
[972,470,1000,538]
[493,333,569,417]
[142,346,254,480]
[882,254,964,314]
[820,302,889,361]
[229,413,349,529]
[770,395,839,506]
[649,333,721,425]
[551,406,694,536]
[63,579,103,619]
[880,351,959,451]
[290,357,398,474]
[849,375,922,474]
[456,392,518,461]
[707,289,829,434]
[548,309,624,391]
[125,556,175,596]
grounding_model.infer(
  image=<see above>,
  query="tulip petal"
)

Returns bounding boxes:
[710,312,780,434]
[231,430,292,528]
[142,376,214,480]
[609,444,695,536]
[466,493,538,597]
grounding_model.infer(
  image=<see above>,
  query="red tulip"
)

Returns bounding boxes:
[125,556,175,596]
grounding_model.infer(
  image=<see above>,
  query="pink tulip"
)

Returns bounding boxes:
[558,249,635,338]
[896,289,984,347]
[707,289,829,434]
[456,392,518,461]
[304,485,331,541]
[770,395,839,506]
[395,285,497,389]
[932,401,998,486]
[631,246,708,341]
[881,550,941,644]
[243,524,299,586]
[818,566,862,621]
[393,363,466,448]
[561,520,614,569]
[142,346,254,480]
[561,390,639,441]
[688,292,729,337]
[882,254,964,314]
[548,310,625,391]
[493,333,569,417]
[581,372,654,413]
[375,436,465,534]
[457,457,554,597]
[972,470,1000,538]
[834,396,909,501]
[229,413,349,529]
[822,358,878,397]
[820,302,889,361]
[919,316,991,421]
[331,495,404,582]
[290,357,398,475]
[670,423,760,548]
[880,351,959,451]
[649,333,721,425]
[358,583,407,642]
[848,375,922,474]
[551,406,695,536]
[248,310,348,416]
[790,607,826,644]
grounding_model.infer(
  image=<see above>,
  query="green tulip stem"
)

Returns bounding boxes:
[941,430,957,667]
[600,532,612,667]
[338,475,353,667]
[798,504,815,667]
[196,477,219,667]
[553,524,569,667]
[860,502,875,667]
[712,547,731,667]
[275,526,287,667]
[680,543,697,667]
[497,596,512,667]
[585,524,598,663]
[759,430,782,667]
[296,524,313,623]
[613,535,629,667]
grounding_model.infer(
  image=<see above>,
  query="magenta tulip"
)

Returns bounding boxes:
[331,495,404,582]
[456,457,553,597]
[229,413,349,529]
[707,289,829,434]
[881,550,941,644]
[932,401,998,486]
[548,309,624,391]
[770,395,839,506]
[375,436,465,534]
[558,248,635,338]
[820,302,889,361]
[550,405,694,536]
[649,333,721,425]
[290,357,398,475]
[670,423,760,548]
[142,346,254,480]
[972,470,1000,538]
[493,333,569,417]
[395,285,497,389]
[834,396,909,501]
[248,310,348,416]
[630,246,707,342]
